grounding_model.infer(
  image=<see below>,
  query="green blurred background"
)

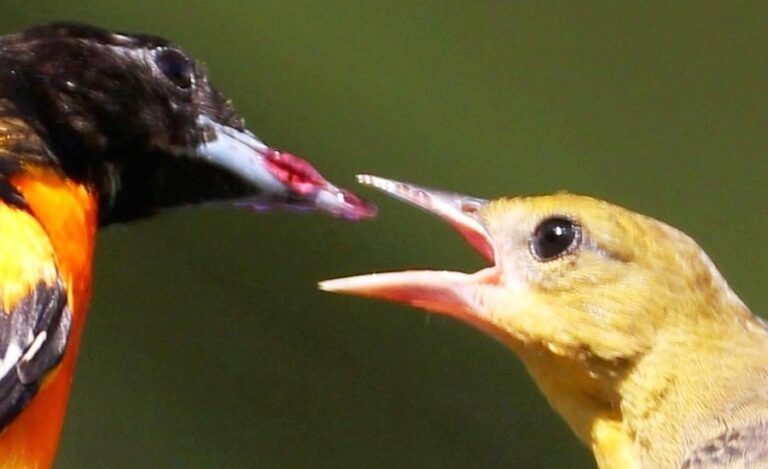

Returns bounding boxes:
[2,1,767,467]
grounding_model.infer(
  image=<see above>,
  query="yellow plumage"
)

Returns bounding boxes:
[322,176,768,468]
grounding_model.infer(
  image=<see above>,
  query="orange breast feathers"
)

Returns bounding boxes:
[0,169,97,468]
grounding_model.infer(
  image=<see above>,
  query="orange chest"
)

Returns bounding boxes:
[0,170,98,468]
[11,170,99,313]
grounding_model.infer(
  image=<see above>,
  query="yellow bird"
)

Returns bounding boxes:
[320,175,768,469]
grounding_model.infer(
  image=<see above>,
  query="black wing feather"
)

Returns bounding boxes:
[0,280,71,429]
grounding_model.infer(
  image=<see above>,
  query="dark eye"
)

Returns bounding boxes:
[531,217,580,261]
[155,49,194,89]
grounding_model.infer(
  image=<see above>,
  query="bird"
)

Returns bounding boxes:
[321,175,768,468]
[0,21,375,468]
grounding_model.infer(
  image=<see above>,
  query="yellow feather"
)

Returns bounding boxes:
[323,184,768,468]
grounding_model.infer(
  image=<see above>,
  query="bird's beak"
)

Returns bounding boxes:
[194,117,377,220]
[319,175,503,332]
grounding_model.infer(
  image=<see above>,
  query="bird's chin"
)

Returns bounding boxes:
[319,175,508,335]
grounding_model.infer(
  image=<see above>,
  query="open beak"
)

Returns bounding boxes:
[195,118,377,220]
[319,175,502,329]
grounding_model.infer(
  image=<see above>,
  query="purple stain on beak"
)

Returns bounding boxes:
[236,193,376,219]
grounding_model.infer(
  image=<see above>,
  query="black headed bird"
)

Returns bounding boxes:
[0,22,375,466]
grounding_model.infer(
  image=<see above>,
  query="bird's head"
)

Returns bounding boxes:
[0,22,375,224]
[321,176,753,440]
[322,175,744,361]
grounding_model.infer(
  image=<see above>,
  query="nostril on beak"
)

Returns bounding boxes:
[461,200,483,215]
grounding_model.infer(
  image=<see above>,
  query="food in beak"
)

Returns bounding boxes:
[196,118,377,220]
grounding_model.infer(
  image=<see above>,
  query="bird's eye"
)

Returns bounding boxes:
[155,49,194,89]
[531,217,580,261]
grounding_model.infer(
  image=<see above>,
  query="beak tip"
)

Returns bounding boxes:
[318,278,350,293]
[355,173,398,193]
[318,274,379,294]
[331,187,378,220]
[356,173,382,186]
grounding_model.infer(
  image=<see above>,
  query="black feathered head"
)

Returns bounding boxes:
[0,22,375,224]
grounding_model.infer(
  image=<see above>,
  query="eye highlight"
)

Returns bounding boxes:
[531,217,581,261]
[155,48,194,89]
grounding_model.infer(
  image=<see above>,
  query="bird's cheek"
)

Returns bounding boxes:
[495,249,539,283]
[469,283,547,344]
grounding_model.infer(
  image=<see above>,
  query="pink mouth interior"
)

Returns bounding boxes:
[448,220,495,262]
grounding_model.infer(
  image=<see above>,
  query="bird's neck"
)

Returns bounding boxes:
[514,303,768,469]
[616,309,768,467]
[514,343,639,468]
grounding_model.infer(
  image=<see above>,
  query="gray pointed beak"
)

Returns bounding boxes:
[356,175,494,260]
[194,117,377,220]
